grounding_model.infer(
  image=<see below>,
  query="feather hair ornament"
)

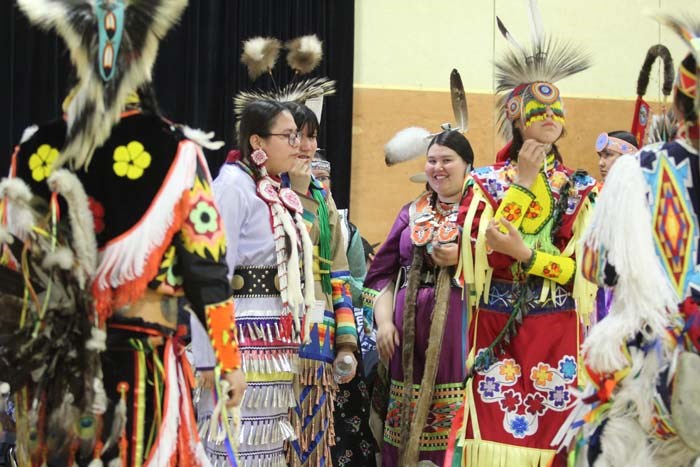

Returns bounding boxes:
[285,34,324,75]
[383,69,470,167]
[240,36,283,80]
[235,34,335,121]
[384,127,432,166]
[16,0,189,170]
[494,0,591,140]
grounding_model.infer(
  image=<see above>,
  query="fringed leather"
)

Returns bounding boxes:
[288,359,336,467]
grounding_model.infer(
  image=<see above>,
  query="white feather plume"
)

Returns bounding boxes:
[384,127,431,166]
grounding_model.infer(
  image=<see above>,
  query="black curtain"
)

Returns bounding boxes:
[0,0,355,208]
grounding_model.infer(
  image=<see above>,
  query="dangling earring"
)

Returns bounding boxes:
[251,148,268,166]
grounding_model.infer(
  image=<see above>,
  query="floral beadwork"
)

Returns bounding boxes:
[475,351,576,439]
[28,144,59,182]
[542,262,562,279]
[181,175,226,261]
[113,141,152,180]
[501,202,522,222]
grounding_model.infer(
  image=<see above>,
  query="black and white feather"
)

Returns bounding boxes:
[234,77,336,119]
[494,3,591,140]
[16,0,188,170]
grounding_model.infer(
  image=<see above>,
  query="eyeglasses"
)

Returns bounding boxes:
[263,132,301,147]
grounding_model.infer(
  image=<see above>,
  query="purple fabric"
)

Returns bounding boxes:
[595,287,613,322]
[365,205,467,467]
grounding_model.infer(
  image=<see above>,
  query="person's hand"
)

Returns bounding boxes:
[514,139,547,188]
[431,242,459,267]
[289,157,311,194]
[222,368,247,408]
[199,369,215,391]
[485,218,532,262]
[377,321,400,364]
[333,347,358,384]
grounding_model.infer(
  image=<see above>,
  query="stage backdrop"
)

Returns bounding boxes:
[0,0,355,208]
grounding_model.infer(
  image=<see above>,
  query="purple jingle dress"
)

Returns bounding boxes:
[363,194,468,467]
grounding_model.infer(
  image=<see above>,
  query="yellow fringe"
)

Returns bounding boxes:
[457,184,495,310]
[564,195,597,327]
[462,439,556,467]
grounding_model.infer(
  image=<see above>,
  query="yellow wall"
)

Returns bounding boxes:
[349,0,699,245]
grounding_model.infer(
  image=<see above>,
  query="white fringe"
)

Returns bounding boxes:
[272,203,304,331]
[144,341,180,466]
[294,211,316,343]
[582,154,677,372]
[94,140,198,291]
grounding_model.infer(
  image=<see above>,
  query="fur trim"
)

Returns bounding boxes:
[384,127,431,166]
[0,177,32,203]
[401,267,452,466]
[85,327,107,352]
[285,35,323,74]
[47,168,98,285]
[0,177,35,240]
[0,226,13,245]
[41,246,75,270]
[177,126,225,151]
[582,154,676,372]
[240,36,282,80]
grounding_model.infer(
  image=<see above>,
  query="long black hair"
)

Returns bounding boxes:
[283,101,319,137]
[237,99,289,179]
[426,129,474,166]
[607,130,639,148]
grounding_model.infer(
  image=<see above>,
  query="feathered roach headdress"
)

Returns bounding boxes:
[654,14,700,148]
[384,68,469,168]
[494,0,591,142]
[632,44,676,144]
[16,0,189,170]
[234,34,336,123]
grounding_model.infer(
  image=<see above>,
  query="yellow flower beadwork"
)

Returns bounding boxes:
[113,141,152,180]
[28,144,59,182]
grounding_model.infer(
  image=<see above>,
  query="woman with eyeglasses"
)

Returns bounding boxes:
[210,99,315,466]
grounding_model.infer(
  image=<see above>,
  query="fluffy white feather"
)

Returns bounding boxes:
[384,127,431,166]
[42,246,75,270]
[582,153,676,372]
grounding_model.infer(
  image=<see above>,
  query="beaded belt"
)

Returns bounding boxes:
[398,265,457,289]
[232,266,281,298]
